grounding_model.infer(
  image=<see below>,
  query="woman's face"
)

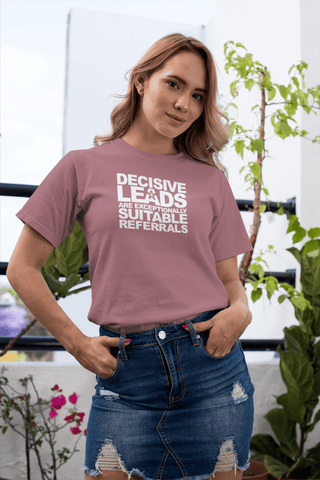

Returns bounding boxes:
[137,50,207,141]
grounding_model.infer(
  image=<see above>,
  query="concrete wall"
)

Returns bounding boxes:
[1,362,319,480]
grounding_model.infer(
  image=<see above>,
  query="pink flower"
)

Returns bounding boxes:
[50,395,66,410]
[84,428,87,436]
[48,409,58,419]
[64,413,75,422]
[70,426,82,435]
[51,384,59,391]
[68,393,79,405]
[77,412,85,422]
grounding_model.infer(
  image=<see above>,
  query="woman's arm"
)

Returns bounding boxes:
[6,224,121,377]
[182,255,252,357]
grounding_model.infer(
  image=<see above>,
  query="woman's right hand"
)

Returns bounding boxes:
[73,335,128,378]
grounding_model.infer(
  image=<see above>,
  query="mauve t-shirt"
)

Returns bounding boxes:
[16,138,253,331]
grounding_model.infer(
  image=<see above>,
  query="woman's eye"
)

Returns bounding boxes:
[168,81,179,89]
[167,81,203,101]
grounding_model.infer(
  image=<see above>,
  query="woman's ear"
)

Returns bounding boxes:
[134,73,148,95]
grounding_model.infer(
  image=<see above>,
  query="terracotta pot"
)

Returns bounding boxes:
[243,459,269,480]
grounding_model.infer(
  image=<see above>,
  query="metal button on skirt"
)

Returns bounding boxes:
[82,308,255,480]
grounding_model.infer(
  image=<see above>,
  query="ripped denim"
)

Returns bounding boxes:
[82,308,255,480]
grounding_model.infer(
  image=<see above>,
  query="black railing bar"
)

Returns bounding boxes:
[0,261,296,285]
[0,183,39,198]
[0,337,285,352]
[0,183,296,215]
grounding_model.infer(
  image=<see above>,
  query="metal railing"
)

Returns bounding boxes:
[0,182,297,352]
[0,336,285,352]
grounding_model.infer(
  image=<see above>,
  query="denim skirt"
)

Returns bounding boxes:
[82,309,255,480]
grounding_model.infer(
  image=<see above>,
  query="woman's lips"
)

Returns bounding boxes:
[166,113,184,125]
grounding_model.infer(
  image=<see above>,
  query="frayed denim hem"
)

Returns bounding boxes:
[81,464,251,480]
[81,462,101,477]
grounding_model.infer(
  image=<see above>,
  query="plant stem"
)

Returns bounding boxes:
[25,392,31,480]
[239,68,266,286]
[30,376,57,479]
[299,407,311,457]
[0,318,37,357]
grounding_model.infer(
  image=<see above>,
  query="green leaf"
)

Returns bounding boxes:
[308,227,320,239]
[245,78,254,91]
[290,295,308,311]
[230,80,239,97]
[305,408,320,433]
[286,246,301,263]
[292,228,307,244]
[260,204,267,213]
[280,350,314,401]
[235,140,245,159]
[251,139,264,155]
[251,288,262,302]
[274,121,292,140]
[287,456,317,478]
[314,370,320,395]
[250,161,261,179]
[265,276,279,295]
[278,84,292,100]
[276,392,306,424]
[283,326,309,357]
[250,434,281,456]
[314,340,320,369]
[304,239,320,255]
[268,86,276,101]
[265,408,300,457]
[263,454,290,479]
[2,426,8,434]
[300,243,320,306]
[287,215,300,234]
[292,76,300,89]
[284,99,298,116]
[278,294,287,304]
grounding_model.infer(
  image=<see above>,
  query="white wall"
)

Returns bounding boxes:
[1,363,319,479]
[299,0,320,231]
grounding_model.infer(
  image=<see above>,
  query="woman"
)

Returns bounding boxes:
[7,33,255,480]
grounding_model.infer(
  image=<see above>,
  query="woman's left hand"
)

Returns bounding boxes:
[183,303,252,357]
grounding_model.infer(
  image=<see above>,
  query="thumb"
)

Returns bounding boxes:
[100,335,131,348]
[182,318,215,333]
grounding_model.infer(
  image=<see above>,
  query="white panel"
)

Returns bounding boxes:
[63,8,204,153]
[299,0,320,230]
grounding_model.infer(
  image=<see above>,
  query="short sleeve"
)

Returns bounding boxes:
[209,173,253,262]
[16,151,82,249]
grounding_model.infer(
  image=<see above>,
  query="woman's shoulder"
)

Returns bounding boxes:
[66,141,114,165]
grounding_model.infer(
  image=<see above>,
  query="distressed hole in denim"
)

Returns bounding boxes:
[99,388,120,400]
[212,438,238,477]
[231,381,248,404]
[97,441,124,471]
[93,439,147,480]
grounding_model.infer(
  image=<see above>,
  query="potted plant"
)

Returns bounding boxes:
[249,236,320,480]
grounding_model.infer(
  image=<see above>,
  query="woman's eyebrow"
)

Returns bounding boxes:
[165,74,207,94]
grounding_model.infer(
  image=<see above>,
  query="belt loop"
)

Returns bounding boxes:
[119,334,128,360]
[186,320,201,346]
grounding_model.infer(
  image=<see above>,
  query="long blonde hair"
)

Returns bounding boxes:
[94,33,229,176]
